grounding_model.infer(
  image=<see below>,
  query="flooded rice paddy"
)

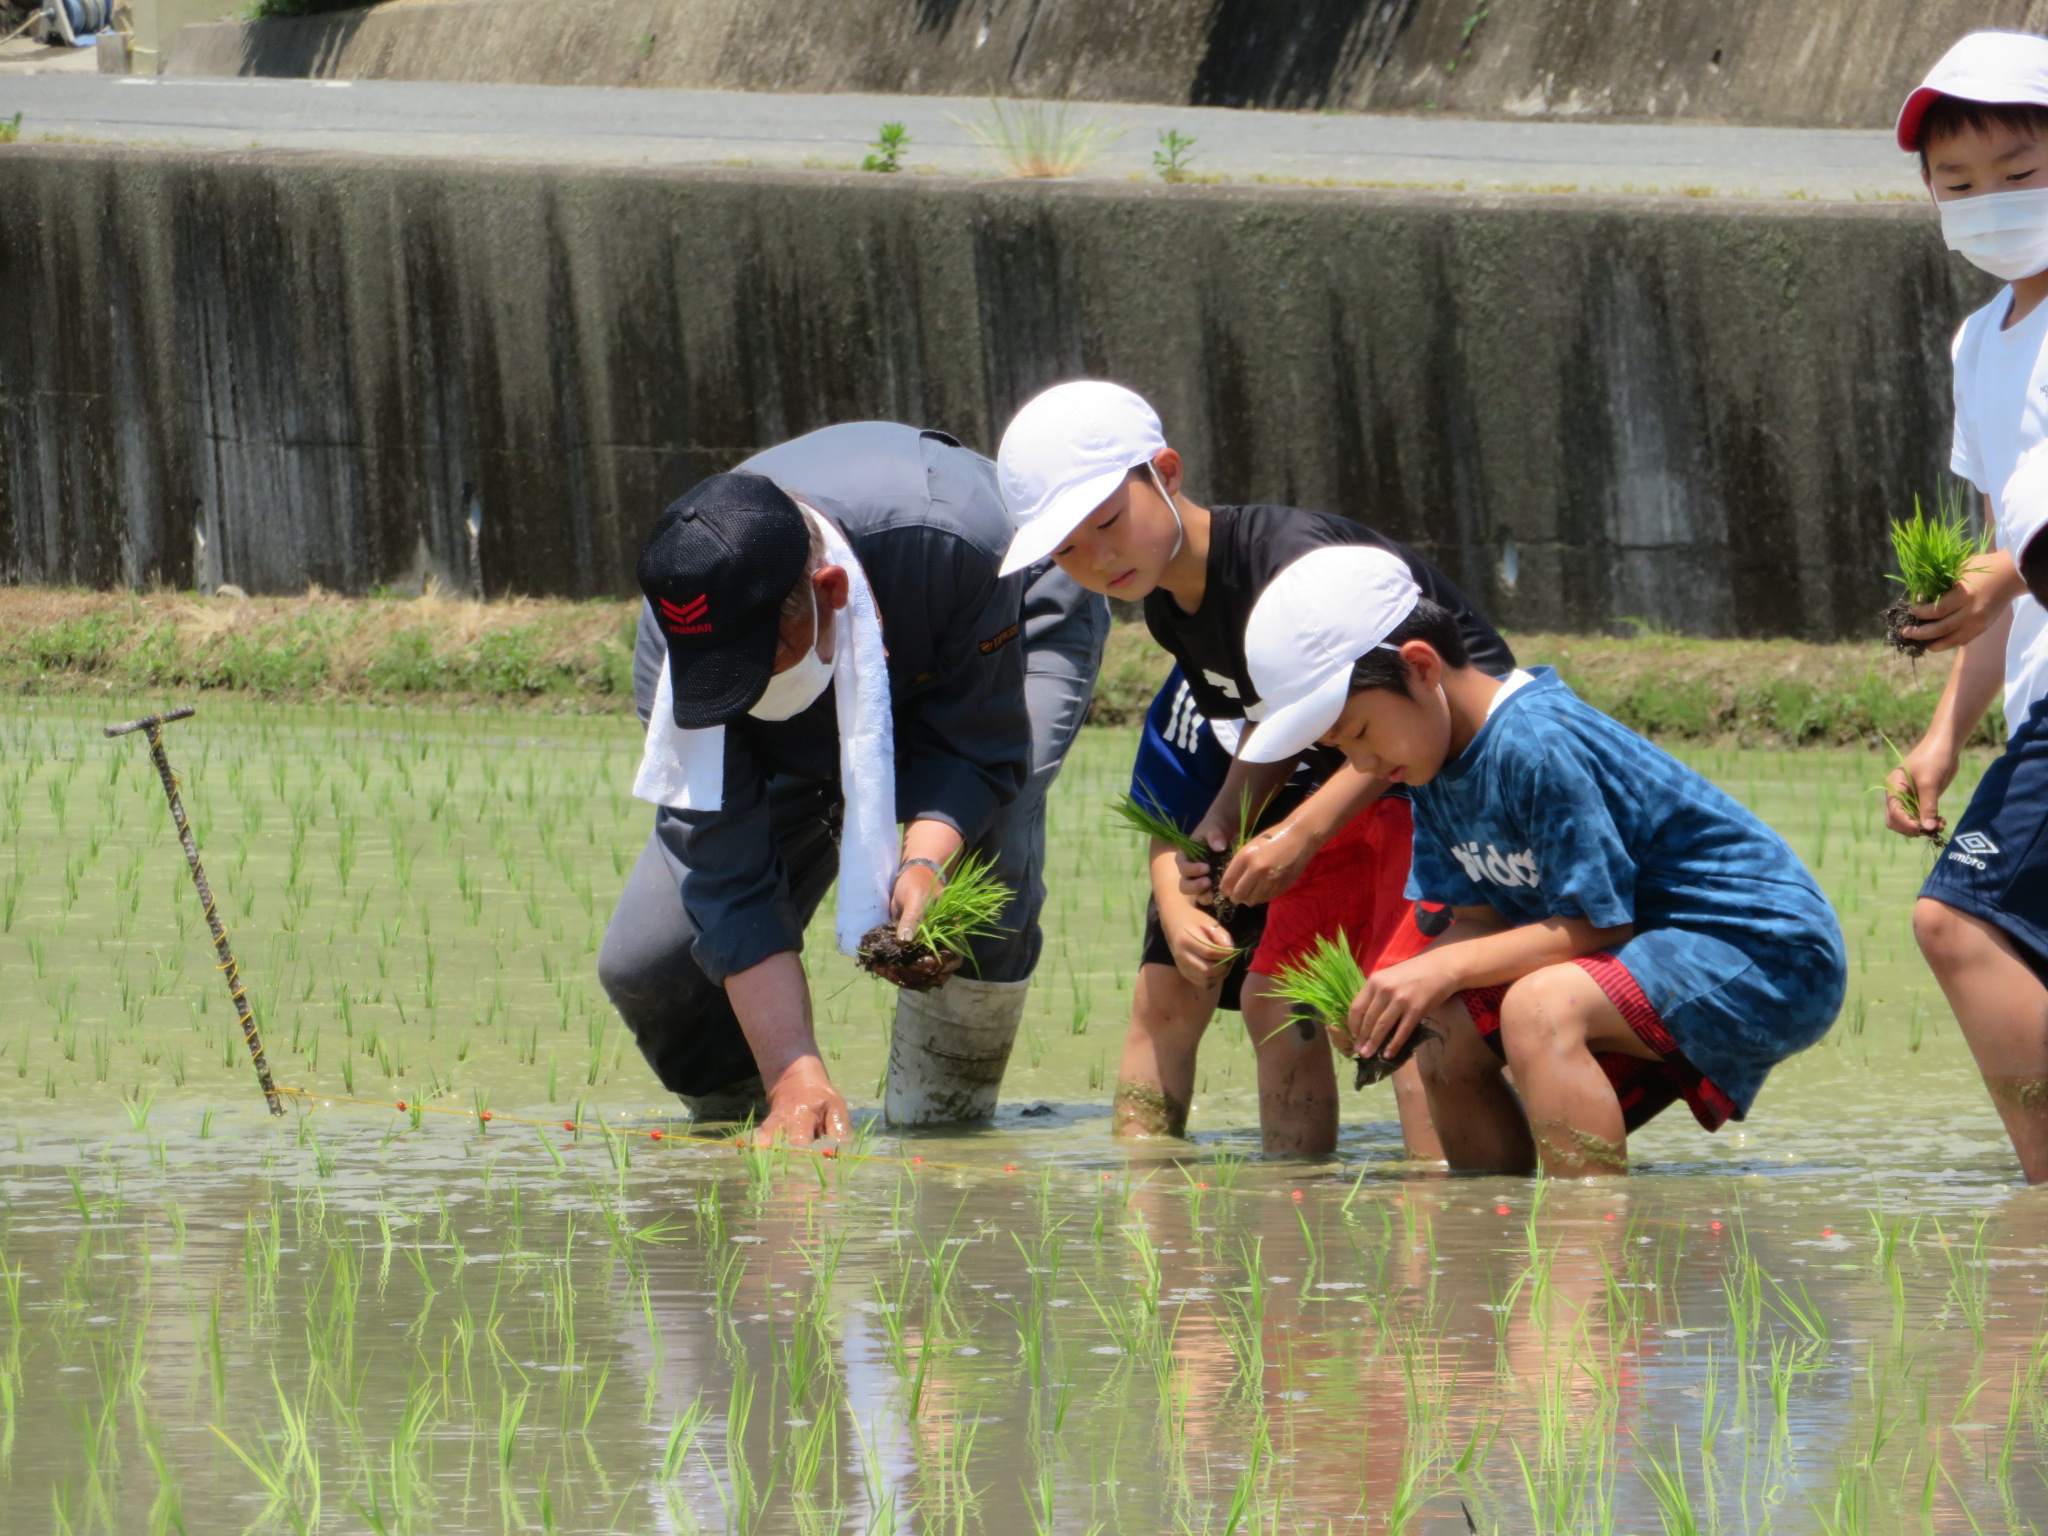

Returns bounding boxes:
[0,696,2037,1533]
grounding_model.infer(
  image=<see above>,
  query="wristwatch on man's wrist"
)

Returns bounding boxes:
[897,856,947,888]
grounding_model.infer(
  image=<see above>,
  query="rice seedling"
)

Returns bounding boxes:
[964,97,1124,179]
[1934,1216,1991,1348]
[0,696,2023,1530]
[857,851,1011,989]
[1874,733,1945,847]
[1108,779,1269,922]
[1265,929,1443,1082]
[1885,488,1993,655]
[1636,1426,1702,1536]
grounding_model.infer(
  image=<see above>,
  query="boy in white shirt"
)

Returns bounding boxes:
[1889,33,2048,1183]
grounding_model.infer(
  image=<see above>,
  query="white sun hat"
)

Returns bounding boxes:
[996,381,1167,577]
[1238,545,1422,764]
[1897,31,2048,152]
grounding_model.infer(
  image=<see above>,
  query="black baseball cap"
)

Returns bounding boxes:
[637,472,812,729]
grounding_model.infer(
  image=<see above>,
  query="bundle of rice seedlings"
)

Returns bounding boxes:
[1108,780,1255,922]
[858,851,1012,991]
[1885,489,1992,657]
[1268,931,1440,1088]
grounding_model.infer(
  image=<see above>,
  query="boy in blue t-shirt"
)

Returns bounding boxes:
[1238,551,1846,1175]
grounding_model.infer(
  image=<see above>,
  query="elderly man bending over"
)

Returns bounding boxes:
[598,423,1107,1143]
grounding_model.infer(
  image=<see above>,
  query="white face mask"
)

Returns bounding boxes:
[748,583,837,721]
[1939,186,2048,281]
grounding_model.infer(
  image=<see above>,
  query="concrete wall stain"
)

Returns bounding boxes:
[0,150,1992,638]
[170,0,2048,129]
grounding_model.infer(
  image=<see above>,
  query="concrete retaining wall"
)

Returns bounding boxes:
[0,147,1989,638]
[168,0,2048,128]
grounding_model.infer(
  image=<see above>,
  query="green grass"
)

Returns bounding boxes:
[965,97,1124,179]
[2,589,1991,744]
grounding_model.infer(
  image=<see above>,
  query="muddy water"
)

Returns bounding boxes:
[0,699,2038,1533]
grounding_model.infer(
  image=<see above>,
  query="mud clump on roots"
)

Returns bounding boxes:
[1884,597,1927,659]
[857,924,962,992]
[1205,850,1238,924]
[1353,1023,1441,1088]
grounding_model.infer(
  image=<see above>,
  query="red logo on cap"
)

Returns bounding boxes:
[659,595,713,635]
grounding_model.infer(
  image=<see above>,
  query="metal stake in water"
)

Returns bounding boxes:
[105,706,285,1116]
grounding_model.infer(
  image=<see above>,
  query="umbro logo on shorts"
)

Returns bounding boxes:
[1946,831,2000,872]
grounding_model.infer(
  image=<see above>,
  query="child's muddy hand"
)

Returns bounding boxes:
[1905,559,2018,652]
[1347,957,1456,1060]
[1164,912,1235,987]
[1173,848,1215,900]
[1220,823,1313,907]
[1884,740,1955,839]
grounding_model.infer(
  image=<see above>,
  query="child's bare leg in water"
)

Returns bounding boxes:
[1238,982,1442,1159]
[1915,898,2048,1183]
[1242,978,1340,1157]
[1412,994,1536,1174]
[1495,965,1658,1177]
[1387,1058,1444,1162]
[1113,963,1218,1138]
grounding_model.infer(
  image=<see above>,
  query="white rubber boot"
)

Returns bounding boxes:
[884,976,1029,1127]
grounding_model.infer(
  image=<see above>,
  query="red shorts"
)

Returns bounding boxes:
[1250,796,1436,979]
[1460,954,1738,1132]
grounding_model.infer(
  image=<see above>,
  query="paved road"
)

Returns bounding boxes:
[0,72,1925,200]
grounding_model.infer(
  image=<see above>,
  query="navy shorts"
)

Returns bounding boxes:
[1140,895,1266,1012]
[1921,697,2048,982]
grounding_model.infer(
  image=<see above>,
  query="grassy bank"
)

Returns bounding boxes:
[0,588,1990,745]
[0,587,636,709]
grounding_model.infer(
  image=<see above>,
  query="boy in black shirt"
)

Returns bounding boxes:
[997,380,1514,1156]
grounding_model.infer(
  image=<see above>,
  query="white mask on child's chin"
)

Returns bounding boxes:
[1939,186,2048,281]
[748,585,836,721]
[1147,463,1185,562]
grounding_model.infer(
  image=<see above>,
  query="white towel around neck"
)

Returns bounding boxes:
[632,503,897,955]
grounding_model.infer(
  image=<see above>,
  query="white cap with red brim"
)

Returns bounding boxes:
[996,381,1168,577]
[1238,545,1422,765]
[1897,31,2048,153]
[2002,444,2048,570]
